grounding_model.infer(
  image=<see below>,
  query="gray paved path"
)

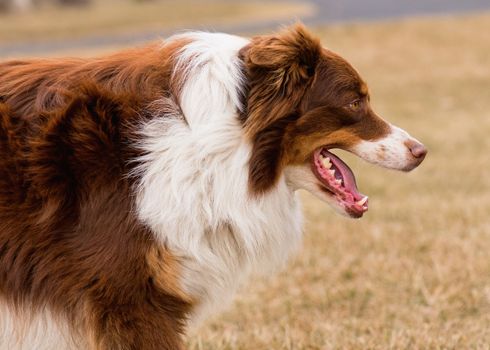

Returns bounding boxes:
[1,0,490,57]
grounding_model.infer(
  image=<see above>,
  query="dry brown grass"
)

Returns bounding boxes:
[187,13,490,349]
[0,0,311,44]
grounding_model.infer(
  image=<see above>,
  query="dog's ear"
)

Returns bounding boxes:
[240,23,321,135]
[241,23,322,194]
[247,23,320,76]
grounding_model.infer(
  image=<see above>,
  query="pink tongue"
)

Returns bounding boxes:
[322,150,363,201]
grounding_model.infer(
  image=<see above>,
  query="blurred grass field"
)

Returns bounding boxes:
[2,4,490,349]
[0,0,312,44]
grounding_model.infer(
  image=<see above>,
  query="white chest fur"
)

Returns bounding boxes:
[134,113,303,327]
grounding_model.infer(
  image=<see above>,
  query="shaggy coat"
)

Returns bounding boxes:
[0,25,426,349]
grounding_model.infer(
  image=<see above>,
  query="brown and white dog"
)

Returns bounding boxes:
[0,24,426,349]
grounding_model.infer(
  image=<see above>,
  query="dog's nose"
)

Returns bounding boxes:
[405,139,427,160]
[402,139,427,171]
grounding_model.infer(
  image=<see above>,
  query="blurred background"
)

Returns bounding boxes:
[1,0,490,348]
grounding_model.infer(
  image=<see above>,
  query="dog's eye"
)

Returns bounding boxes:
[347,99,362,112]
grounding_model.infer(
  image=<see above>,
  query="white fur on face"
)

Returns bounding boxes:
[352,125,424,171]
[134,32,303,328]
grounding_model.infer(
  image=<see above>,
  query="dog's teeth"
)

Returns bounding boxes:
[321,157,331,169]
[335,179,342,185]
[357,196,368,206]
[328,169,335,177]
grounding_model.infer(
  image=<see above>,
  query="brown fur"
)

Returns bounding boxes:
[0,40,187,121]
[0,42,192,349]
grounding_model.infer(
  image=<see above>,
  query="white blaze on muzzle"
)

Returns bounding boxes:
[351,125,427,172]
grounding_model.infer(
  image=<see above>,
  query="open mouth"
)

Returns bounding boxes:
[311,148,368,218]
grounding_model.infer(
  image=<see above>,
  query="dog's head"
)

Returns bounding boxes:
[240,24,427,218]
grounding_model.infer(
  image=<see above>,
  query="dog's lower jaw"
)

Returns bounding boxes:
[285,165,358,218]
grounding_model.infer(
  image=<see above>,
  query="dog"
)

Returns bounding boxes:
[0,24,426,349]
